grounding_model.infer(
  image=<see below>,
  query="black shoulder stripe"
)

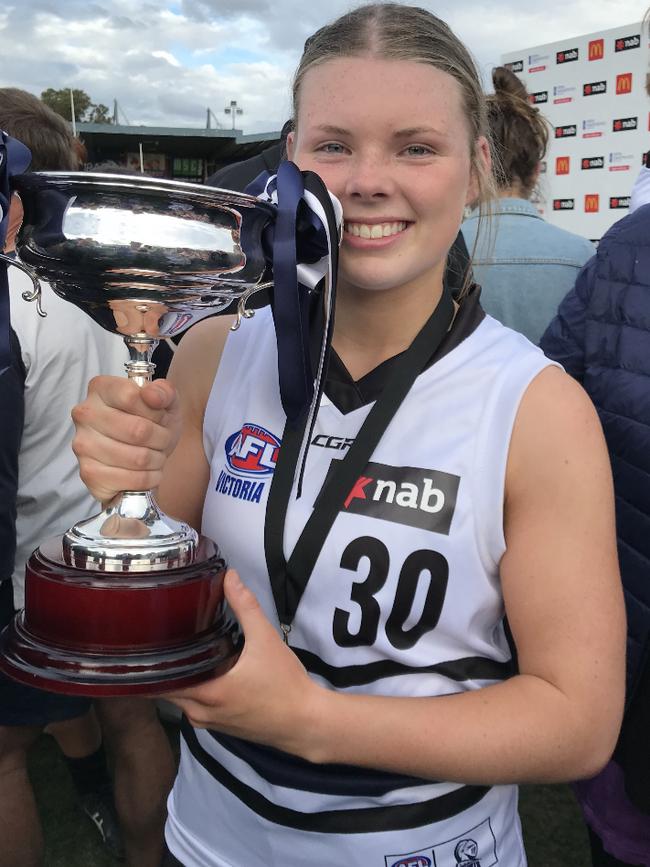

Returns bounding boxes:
[181,719,489,834]
[293,649,515,689]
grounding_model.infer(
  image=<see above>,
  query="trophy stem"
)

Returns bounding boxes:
[124,334,158,387]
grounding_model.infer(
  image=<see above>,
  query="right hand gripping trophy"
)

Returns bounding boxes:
[0,172,279,695]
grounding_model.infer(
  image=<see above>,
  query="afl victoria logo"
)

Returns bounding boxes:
[225,423,281,477]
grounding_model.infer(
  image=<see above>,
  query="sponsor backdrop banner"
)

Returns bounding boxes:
[502,20,648,239]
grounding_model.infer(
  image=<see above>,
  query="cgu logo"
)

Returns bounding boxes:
[555,124,577,138]
[588,38,604,60]
[556,156,570,174]
[225,423,281,476]
[391,858,431,867]
[616,73,633,94]
[584,194,600,212]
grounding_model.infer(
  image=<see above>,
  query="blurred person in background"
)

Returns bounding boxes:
[462,66,594,344]
[0,88,175,867]
[540,60,650,867]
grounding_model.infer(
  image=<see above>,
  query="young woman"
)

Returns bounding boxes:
[71,6,625,866]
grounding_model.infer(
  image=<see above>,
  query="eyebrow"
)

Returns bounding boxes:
[312,124,448,139]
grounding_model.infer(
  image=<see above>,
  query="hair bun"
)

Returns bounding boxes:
[492,66,528,101]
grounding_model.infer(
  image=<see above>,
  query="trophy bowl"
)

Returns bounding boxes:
[0,172,276,695]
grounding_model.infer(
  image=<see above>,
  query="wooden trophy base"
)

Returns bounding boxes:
[0,536,241,696]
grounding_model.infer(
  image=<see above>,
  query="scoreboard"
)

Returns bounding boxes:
[502,19,648,239]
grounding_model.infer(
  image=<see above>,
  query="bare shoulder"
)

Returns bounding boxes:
[167,314,236,425]
[506,364,608,496]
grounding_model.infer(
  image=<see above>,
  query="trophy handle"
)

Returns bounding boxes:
[0,253,46,317]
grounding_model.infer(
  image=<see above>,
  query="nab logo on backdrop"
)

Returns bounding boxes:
[555,156,570,175]
[615,34,640,52]
[556,47,579,63]
[505,59,523,73]
[616,73,633,94]
[553,198,575,210]
[588,39,604,60]
[610,196,631,209]
[555,124,577,138]
[583,81,607,96]
[582,156,604,170]
[613,116,638,132]
[322,461,460,535]
[530,91,548,104]
[584,194,600,213]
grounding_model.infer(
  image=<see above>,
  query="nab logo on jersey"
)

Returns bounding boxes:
[225,423,281,477]
[326,461,460,535]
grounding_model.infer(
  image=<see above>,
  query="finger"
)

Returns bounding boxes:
[72,409,173,456]
[86,376,176,424]
[224,570,276,639]
[75,455,164,503]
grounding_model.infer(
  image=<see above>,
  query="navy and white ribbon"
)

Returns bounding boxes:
[0,130,31,374]
[247,161,343,494]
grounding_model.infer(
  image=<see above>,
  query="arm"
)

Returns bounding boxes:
[167,366,625,785]
[539,255,596,382]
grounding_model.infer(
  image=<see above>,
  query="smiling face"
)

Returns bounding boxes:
[288,55,487,306]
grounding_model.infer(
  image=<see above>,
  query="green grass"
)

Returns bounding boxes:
[28,728,591,866]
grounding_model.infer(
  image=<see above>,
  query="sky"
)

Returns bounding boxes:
[0,0,645,134]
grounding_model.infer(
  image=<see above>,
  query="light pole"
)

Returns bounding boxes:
[224,99,243,130]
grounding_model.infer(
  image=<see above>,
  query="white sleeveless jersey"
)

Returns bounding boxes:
[167,304,554,867]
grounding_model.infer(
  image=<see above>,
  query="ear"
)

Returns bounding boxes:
[286,131,296,162]
[466,136,491,206]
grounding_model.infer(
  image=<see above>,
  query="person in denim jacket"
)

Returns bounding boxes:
[462,66,594,344]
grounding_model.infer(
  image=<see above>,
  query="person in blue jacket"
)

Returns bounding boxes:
[541,204,650,867]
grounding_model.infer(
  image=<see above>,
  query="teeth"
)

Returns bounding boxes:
[344,221,407,239]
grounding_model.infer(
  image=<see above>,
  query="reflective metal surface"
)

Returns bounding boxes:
[10,171,277,571]
[13,172,275,337]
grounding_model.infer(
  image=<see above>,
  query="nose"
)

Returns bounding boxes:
[343,150,395,200]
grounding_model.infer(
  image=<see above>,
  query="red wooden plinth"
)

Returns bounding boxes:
[0,536,241,696]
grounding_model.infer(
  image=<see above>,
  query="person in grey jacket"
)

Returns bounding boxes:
[462,66,594,344]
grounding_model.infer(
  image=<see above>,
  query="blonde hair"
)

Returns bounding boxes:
[291,3,496,294]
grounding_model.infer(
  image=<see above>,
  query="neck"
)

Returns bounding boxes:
[332,278,445,381]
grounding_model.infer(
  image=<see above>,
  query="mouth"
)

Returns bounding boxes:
[343,220,409,240]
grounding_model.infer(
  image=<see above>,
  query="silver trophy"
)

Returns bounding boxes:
[0,172,275,695]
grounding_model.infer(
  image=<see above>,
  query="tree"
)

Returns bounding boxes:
[87,103,112,124]
[40,88,113,124]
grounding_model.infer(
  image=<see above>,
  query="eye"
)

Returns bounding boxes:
[316,142,348,155]
[402,144,435,157]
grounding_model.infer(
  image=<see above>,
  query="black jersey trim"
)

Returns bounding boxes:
[207,729,437,796]
[323,284,485,414]
[293,649,515,689]
[181,719,490,834]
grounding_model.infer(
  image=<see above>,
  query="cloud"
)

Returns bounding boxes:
[0,0,644,131]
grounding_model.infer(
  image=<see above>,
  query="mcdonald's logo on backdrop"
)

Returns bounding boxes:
[616,73,633,94]
[588,39,604,60]
[556,156,571,174]
[584,194,600,213]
